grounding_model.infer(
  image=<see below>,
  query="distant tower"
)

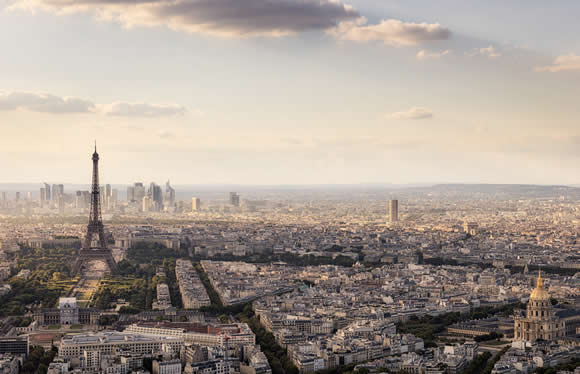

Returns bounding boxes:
[104,184,112,210]
[43,183,51,201]
[229,192,240,207]
[192,197,201,211]
[165,180,176,206]
[388,199,399,222]
[73,145,116,274]
[149,182,163,211]
[40,187,46,208]
[58,195,65,215]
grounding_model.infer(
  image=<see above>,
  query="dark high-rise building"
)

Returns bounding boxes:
[165,180,175,206]
[43,182,51,201]
[75,190,90,210]
[229,192,240,207]
[149,182,163,211]
[0,336,29,357]
[389,199,399,222]
[40,187,46,207]
[127,186,135,202]
[104,184,112,209]
[133,182,146,203]
[52,184,64,199]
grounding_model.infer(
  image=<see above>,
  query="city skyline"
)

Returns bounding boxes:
[1,1,580,184]
[1,2,580,369]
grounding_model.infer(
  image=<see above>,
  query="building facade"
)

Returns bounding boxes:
[514,272,565,342]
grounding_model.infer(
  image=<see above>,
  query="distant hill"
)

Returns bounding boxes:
[420,184,580,199]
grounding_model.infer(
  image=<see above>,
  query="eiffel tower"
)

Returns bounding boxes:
[73,144,116,274]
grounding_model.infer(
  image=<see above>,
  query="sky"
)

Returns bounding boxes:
[1,0,580,185]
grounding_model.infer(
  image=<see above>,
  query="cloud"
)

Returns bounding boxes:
[0,91,187,117]
[330,18,451,47]
[11,0,360,37]
[389,107,433,120]
[158,129,175,138]
[468,45,501,58]
[102,102,186,117]
[416,49,450,60]
[0,91,95,113]
[535,54,580,73]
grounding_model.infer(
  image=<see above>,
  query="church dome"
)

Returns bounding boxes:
[530,271,550,301]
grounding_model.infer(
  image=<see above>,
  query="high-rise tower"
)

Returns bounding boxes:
[388,199,399,222]
[73,145,116,274]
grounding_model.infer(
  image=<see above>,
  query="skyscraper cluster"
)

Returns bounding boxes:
[127,181,176,212]
[38,183,64,212]
[102,184,118,211]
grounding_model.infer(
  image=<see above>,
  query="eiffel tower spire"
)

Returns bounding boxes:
[74,145,116,274]
[85,143,106,249]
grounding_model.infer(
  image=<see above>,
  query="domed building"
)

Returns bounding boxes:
[514,272,565,341]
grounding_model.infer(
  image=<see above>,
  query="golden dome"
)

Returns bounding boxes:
[530,271,550,301]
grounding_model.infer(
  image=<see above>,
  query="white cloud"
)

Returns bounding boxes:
[389,107,433,120]
[468,45,501,58]
[0,91,187,118]
[416,49,450,60]
[330,18,451,47]
[11,0,360,38]
[0,91,95,113]
[158,129,175,138]
[535,54,580,73]
[102,102,186,118]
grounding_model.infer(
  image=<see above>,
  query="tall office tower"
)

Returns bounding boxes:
[75,191,83,209]
[192,197,201,211]
[58,195,65,215]
[75,190,90,210]
[40,187,46,207]
[142,195,152,212]
[26,191,32,200]
[43,183,51,201]
[104,184,112,209]
[229,192,240,207]
[149,182,163,211]
[388,199,399,222]
[82,191,90,209]
[165,180,175,206]
[15,192,20,201]
[110,189,118,210]
[134,182,146,203]
[73,145,116,274]
[127,186,135,202]
[52,184,64,199]
[100,185,105,208]
[1,192,6,201]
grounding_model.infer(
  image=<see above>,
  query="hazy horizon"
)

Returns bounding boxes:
[2,1,580,184]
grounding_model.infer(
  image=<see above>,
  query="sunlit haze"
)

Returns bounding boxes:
[2,1,580,184]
